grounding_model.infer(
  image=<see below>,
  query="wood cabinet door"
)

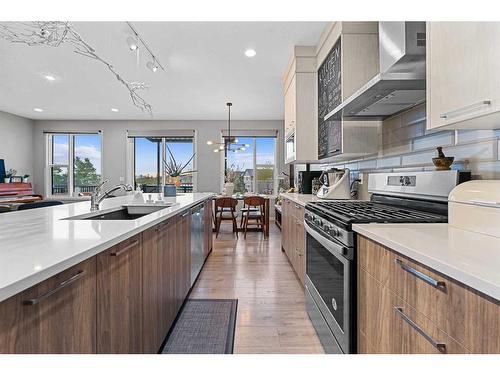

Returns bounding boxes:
[203,199,213,260]
[0,257,96,353]
[97,235,143,353]
[157,219,178,343]
[427,22,500,130]
[281,199,289,253]
[142,224,172,353]
[296,219,306,285]
[182,212,192,297]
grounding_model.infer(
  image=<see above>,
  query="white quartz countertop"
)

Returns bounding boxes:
[0,192,214,302]
[353,223,500,301]
[280,193,322,206]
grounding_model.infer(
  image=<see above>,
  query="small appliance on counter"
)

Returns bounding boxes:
[448,180,500,238]
[316,168,351,199]
[298,171,323,194]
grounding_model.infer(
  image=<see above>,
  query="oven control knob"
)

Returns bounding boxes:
[314,218,322,226]
[327,227,340,237]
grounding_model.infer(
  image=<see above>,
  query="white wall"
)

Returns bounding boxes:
[0,111,35,180]
[33,119,284,195]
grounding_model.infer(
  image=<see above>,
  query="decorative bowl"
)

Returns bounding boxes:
[432,146,454,170]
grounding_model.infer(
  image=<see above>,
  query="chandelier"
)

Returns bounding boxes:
[208,103,250,153]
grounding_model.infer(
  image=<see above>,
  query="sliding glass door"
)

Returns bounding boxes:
[133,136,195,193]
[224,136,276,195]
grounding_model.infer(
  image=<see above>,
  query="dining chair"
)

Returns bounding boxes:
[214,197,239,238]
[241,196,266,239]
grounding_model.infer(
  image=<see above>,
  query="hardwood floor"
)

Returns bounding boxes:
[190,222,324,354]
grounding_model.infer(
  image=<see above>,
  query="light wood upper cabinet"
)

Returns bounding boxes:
[283,47,318,164]
[0,258,97,354]
[427,22,500,130]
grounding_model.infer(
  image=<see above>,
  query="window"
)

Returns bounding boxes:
[133,136,195,193]
[46,133,102,197]
[225,136,276,195]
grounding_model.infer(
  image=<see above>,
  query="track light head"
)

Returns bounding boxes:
[126,36,139,51]
[146,60,159,73]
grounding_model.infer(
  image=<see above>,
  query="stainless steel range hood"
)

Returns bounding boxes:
[324,22,426,122]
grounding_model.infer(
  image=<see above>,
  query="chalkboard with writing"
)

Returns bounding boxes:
[318,38,342,159]
[318,38,341,121]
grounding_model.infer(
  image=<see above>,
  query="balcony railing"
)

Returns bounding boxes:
[52,183,194,196]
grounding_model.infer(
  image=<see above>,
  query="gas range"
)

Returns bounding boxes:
[305,198,448,248]
[304,170,470,354]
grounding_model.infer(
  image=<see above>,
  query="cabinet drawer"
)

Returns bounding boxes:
[358,236,500,353]
[358,269,469,354]
[0,257,96,353]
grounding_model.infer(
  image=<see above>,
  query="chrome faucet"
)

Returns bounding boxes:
[90,179,133,211]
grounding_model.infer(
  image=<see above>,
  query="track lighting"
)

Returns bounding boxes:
[207,141,213,145]
[126,22,165,74]
[126,36,139,51]
[146,60,159,73]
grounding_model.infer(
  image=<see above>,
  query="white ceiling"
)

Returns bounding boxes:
[0,22,326,120]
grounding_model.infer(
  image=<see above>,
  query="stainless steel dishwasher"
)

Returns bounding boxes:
[190,202,205,286]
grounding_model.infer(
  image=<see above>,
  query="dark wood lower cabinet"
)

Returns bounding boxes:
[203,199,213,260]
[96,234,143,354]
[0,258,96,353]
[0,199,211,354]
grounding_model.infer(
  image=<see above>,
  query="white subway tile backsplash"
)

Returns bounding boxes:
[401,150,436,166]
[457,129,500,144]
[345,162,359,171]
[377,156,401,168]
[358,159,377,170]
[444,141,496,162]
[413,131,454,151]
[465,161,500,179]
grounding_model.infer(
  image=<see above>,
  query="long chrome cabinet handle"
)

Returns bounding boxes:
[395,259,446,289]
[440,100,491,119]
[394,307,447,353]
[111,239,139,256]
[23,270,85,305]
[181,211,190,217]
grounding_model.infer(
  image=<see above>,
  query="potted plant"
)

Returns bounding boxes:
[4,169,16,183]
[22,174,30,183]
[162,146,196,196]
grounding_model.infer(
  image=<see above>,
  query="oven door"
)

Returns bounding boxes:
[304,221,354,353]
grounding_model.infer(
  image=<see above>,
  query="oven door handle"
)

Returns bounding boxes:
[304,221,349,261]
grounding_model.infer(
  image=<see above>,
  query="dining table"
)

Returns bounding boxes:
[212,194,272,238]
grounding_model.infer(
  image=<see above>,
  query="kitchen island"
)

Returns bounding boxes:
[0,192,214,353]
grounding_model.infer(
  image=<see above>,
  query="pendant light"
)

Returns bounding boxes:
[208,102,250,153]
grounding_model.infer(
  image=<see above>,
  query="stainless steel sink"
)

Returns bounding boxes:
[63,203,177,220]
[81,208,149,220]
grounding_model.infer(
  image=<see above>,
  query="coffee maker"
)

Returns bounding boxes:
[297,171,323,194]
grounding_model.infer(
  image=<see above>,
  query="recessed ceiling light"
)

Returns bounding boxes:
[111,108,119,112]
[44,74,56,81]
[244,49,256,57]
[33,108,44,112]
